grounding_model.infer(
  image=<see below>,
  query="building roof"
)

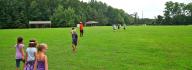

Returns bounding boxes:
[85,21,98,24]
[29,21,51,24]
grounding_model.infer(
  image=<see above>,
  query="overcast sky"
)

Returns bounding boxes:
[82,0,191,19]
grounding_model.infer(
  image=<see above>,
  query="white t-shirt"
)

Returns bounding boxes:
[26,47,37,61]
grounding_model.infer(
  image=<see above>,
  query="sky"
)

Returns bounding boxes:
[82,0,191,19]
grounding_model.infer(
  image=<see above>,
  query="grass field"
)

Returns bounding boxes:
[0,26,192,70]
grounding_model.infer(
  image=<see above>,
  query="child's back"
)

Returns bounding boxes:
[16,44,24,59]
[26,47,37,61]
[37,55,46,70]
[15,37,25,70]
[25,40,37,70]
[36,43,48,70]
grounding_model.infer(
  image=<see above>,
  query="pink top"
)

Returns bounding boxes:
[15,44,24,59]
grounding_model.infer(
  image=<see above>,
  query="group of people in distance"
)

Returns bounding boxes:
[112,24,127,31]
[15,37,48,70]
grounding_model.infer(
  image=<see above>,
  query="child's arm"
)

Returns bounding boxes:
[45,55,48,70]
[76,35,79,45]
[20,45,25,60]
[33,52,37,70]
[24,52,28,69]
[78,36,79,44]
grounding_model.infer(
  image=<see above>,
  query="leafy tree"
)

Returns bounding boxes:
[63,7,76,26]
[163,1,190,25]
[0,0,134,28]
[185,3,192,24]
[51,5,66,27]
[156,15,164,24]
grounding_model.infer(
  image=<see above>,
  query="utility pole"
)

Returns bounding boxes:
[134,12,138,24]
[142,10,144,24]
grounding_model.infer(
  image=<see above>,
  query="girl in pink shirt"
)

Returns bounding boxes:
[15,37,25,70]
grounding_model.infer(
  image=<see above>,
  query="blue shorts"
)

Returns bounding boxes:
[72,39,77,46]
[16,59,25,68]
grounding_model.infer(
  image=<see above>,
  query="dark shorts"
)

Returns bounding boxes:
[16,59,25,68]
[80,30,84,33]
[72,39,77,46]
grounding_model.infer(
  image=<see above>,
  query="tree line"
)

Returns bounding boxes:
[0,0,191,28]
[0,0,133,28]
[156,1,192,25]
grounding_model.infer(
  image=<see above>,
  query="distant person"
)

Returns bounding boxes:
[35,43,48,70]
[79,22,84,37]
[118,24,122,29]
[117,24,120,29]
[112,24,117,31]
[25,39,37,70]
[123,24,127,30]
[71,27,78,53]
[15,37,25,70]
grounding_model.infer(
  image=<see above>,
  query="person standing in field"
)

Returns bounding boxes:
[79,22,84,37]
[35,43,48,70]
[71,27,78,53]
[25,40,37,70]
[123,24,127,30]
[112,24,117,31]
[117,24,121,29]
[15,37,25,70]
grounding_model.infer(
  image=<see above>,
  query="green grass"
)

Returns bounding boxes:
[0,26,192,70]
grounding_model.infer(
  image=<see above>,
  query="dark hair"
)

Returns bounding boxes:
[17,37,23,43]
[29,39,37,47]
[72,27,75,30]
[30,39,36,42]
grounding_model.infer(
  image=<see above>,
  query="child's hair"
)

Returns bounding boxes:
[29,39,37,47]
[37,43,47,52]
[17,37,23,43]
[72,27,75,30]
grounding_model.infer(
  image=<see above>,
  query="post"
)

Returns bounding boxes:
[28,21,30,28]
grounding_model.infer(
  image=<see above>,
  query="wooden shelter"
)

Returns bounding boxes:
[85,21,98,26]
[29,21,51,28]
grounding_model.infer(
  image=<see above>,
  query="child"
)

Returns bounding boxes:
[15,37,25,70]
[79,22,84,37]
[112,24,117,31]
[123,24,127,30]
[71,27,78,53]
[35,43,48,70]
[25,39,37,70]
[117,24,121,29]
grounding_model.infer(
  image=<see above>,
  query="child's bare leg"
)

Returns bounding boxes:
[75,46,77,53]
[72,44,75,53]
[22,63,25,70]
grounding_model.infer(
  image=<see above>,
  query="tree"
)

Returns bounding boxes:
[163,1,189,25]
[185,3,192,24]
[0,0,133,28]
[164,1,174,24]
[51,5,66,27]
[156,15,164,24]
[63,7,76,26]
[51,5,76,27]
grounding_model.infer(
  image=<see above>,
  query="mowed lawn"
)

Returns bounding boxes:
[0,26,192,70]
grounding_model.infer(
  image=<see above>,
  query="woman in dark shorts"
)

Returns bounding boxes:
[71,27,78,53]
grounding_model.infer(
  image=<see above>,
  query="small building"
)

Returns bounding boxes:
[29,21,51,28]
[85,21,98,26]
